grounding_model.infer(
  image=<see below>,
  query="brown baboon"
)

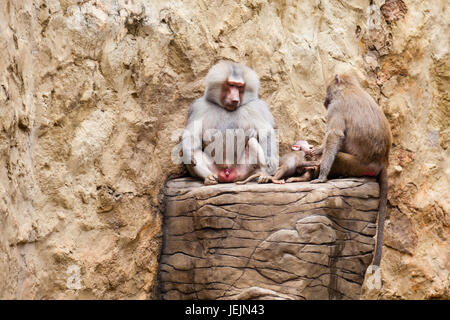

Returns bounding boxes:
[237,140,320,184]
[312,74,392,267]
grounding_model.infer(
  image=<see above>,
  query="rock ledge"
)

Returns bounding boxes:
[159,177,379,300]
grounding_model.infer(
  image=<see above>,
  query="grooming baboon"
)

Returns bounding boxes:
[182,61,277,185]
[312,74,392,267]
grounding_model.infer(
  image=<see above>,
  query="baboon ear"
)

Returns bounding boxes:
[335,74,341,85]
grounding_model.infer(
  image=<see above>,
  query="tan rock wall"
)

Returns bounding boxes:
[0,0,448,299]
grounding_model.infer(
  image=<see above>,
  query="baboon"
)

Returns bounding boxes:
[237,140,320,184]
[312,74,392,267]
[182,61,277,185]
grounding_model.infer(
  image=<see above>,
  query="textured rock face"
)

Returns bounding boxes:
[161,178,379,300]
[0,0,448,299]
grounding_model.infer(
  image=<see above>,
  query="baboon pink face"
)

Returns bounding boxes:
[291,140,314,153]
[220,80,245,111]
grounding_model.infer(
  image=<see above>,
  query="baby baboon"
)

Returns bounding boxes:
[237,140,319,184]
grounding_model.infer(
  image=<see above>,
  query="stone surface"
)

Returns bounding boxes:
[0,0,448,299]
[160,178,379,300]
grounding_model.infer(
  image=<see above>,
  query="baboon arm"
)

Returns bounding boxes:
[265,130,278,175]
[315,112,345,180]
[235,137,275,185]
[241,137,272,175]
[313,145,324,156]
[296,160,320,168]
[182,116,218,180]
[316,126,345,181]
[235,173,261,184]
[186,150,216,180]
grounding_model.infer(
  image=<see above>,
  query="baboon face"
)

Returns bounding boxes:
[292,140,314,153]
[220,80,245,111]
[205,60,260,112]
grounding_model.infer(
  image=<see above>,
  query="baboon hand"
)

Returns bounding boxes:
[257,175,272,184]
[310,177,327,184]
[312,147,323,156]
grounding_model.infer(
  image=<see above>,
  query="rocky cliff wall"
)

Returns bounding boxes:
[0,0,448,299]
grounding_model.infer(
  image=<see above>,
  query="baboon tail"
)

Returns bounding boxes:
[373,166,388,267]
[235,173,260,185]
